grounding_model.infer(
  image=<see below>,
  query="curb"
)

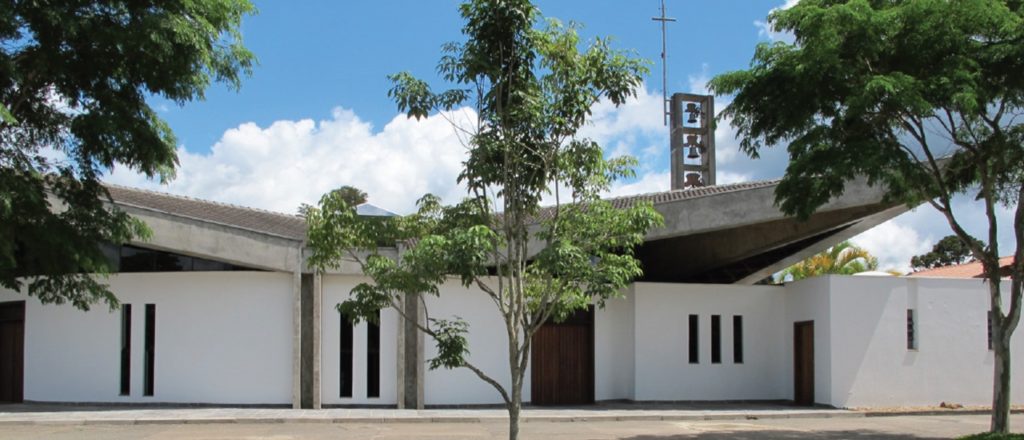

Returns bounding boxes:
[0,411,866,426]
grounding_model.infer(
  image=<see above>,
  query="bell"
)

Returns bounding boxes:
[685,134,698,147]
[685,173,703,187]
[685,102,700,124]
[687,146,700,159]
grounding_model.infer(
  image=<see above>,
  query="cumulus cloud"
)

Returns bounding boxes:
[850,215,934,274]
[106,107,475,214]
[754,0,799,43]
[848,194,1019,274]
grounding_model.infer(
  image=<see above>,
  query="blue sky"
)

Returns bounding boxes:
[107,0,1017,272]
[156,0,778,153]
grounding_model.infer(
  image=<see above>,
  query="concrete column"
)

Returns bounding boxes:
[299,273,318,409]
[396,292,424,409]
[669,94,685,190]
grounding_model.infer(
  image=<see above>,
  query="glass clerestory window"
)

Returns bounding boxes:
[102,244,260,272]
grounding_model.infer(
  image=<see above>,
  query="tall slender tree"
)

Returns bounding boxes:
[307,1,660,438]
[711,0,1024,432]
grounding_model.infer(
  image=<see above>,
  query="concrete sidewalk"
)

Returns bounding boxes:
[0,403,865,426]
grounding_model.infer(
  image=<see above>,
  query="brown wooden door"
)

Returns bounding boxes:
[793,321,814,406]
[0,301,25,403]
[531,308,594,406]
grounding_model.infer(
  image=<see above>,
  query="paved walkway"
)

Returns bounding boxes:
[0,403,867,425]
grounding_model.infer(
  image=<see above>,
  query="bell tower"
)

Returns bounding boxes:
[652,0,716,190]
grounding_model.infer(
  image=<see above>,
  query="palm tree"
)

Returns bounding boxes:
[778,241,879,282]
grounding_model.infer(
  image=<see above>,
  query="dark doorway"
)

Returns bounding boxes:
[793,320,814,406]
[0,301,25,403]
[531,307,594,406]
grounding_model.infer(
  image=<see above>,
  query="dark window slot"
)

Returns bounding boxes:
[688,314,699,364]
[340,312,353,398]
[906,309,917,350]
[733,315,743,364]
[711,315,722,364]
[144,304,155,396]
[120,304,131,396]
[367,310,380,398]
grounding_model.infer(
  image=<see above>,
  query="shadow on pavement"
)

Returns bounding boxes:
[623,431,945,440]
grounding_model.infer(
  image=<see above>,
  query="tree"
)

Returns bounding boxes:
[1,0,256,310]
[710,0,1024,432]
[306,1,660,439]
[912,235,984,270]
[778,241,879,282]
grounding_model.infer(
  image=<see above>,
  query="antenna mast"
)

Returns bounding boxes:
[652,0,675,126]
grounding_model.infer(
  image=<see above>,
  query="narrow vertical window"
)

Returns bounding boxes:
[367,310,380,398]
[988,311,994,351]
[120,304,132,396]
[906,309,917,350]
[339,312,353,398]
[143,304,155,396]
[733,315,744,364]
[711,315,722,364]
[688,314,699,364]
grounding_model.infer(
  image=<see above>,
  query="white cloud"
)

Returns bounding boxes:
[577,83,665,150]
[106,107,475,215]
[605,172,670,199]
[850,215,934,274]
[754,0,799,43]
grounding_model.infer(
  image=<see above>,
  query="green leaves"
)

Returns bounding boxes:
[310,4,661,417]
[711,0,1024,219]
[1,0,256,310]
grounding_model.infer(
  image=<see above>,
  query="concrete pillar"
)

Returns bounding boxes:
[396,292,424,409]
[669,94,685,191]
[299,273,319,409]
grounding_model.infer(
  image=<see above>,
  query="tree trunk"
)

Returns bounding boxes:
[992,327,1012,433]
[507,392,521,440]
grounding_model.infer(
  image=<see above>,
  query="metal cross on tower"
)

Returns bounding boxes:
[651,0,676,126]
[652,0,716,190]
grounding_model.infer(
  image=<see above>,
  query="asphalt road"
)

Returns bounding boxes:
[1,414,1021,439]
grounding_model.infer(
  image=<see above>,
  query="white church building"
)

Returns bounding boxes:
[0,178,1017,410]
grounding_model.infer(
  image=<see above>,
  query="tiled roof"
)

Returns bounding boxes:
[534,179,779,221]
[102,180,779,241]
[603,180,779,209]
[104,184,308,241]
[908,256,1015,279]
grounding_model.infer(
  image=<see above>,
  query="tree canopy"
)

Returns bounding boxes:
[1,0,255,310]
[911,234,984,271]
[710,0,1023,432]
[307,1,660,438]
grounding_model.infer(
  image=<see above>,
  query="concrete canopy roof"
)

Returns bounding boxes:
[627,178,907,284]
[103,176,908,282]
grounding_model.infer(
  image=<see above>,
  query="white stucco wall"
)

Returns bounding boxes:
[632,282,788,401]
[320,275,398,406]
[594,285,635,401]
[825,275,1023,408]
[421,279,531,405]
[0,272,293,404]
[784,276,833,405]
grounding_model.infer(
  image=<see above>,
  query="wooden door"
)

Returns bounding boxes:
[0,301,25,403]
[531,308,594,406]
[793,321,814,406]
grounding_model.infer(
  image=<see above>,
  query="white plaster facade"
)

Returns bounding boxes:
[2,271,1020,409]
[0,272,294,405]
